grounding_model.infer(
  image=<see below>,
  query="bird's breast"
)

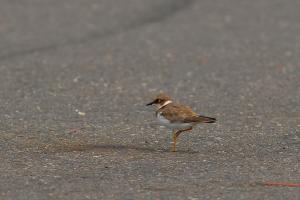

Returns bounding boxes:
[157,112,193,130]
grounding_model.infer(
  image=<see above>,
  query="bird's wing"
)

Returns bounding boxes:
[159,103,201,123]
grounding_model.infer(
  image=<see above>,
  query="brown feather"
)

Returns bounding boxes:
[193,116,216,123]
[157,103,216,123]
[157,103,200,123]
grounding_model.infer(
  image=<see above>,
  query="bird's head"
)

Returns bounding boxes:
[146,93,172,108]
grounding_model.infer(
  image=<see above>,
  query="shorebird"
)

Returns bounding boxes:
[146,93,216,152]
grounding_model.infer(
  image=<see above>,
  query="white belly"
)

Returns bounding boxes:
[157,113,193,130]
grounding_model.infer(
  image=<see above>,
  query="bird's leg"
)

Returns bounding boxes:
[172,127,193,152]
[172,130,180,152]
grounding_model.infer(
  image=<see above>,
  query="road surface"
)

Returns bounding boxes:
[0,0,299,199]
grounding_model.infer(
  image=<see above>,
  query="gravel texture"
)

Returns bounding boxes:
[0,0,299,199]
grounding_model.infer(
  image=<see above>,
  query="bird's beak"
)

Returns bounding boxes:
[146,100,156,106]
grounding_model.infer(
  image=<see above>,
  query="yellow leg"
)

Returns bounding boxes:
[172,131,178,152]
[171,128,193,152]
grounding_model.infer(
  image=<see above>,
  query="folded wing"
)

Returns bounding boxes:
[160,103,216,123]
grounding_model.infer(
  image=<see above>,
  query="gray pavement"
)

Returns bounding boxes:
[0,0,299,199]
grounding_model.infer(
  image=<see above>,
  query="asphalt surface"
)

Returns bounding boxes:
[0,0,299,199]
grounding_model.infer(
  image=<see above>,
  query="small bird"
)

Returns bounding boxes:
[146,93,216,152]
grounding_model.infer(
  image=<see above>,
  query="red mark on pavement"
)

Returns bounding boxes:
[198,56,209,65]
[264,182,300,187]
[276,64,286,73]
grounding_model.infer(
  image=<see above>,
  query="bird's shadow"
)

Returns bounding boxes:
[44,142,198,154]
[91,144,199,154]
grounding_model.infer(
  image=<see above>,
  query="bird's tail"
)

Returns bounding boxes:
[197,115,216,123]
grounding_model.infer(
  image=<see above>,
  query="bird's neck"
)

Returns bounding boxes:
[157,100,172,110]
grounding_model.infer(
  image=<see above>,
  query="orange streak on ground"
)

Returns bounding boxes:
[264,182,300,187]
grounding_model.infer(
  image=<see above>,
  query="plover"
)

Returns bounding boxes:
[147,93,216,152]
